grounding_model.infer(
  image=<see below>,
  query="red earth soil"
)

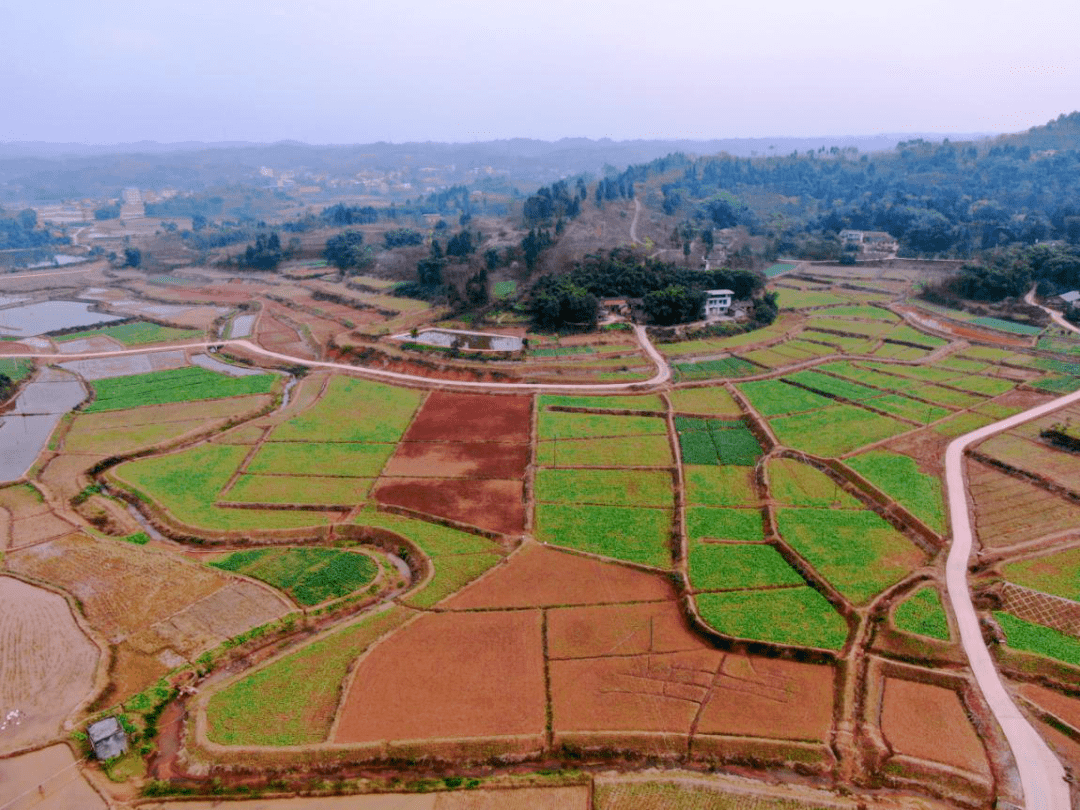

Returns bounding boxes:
[333,610,546,743]
[442,544,676,610]
[547,601,712,659]
[373,478,524,535]
[695,656,835,742]
[382,442,530,479]
[1035,719,1080,772]
[1018,683,1080,730]
[550,652,714,734]
[403,393,533,442]
[879,677,990,775]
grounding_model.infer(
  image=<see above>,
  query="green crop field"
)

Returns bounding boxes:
[539,393,664,411]
[777,289,850,309]
[493,280,517,298]
[871,343,931,361]
[223,474,375,505]
[211,547,379,606]
[932,411,996,438]
[535,434,673,467]
[672,356,760,381]
[854,361,956,384]
[270,376,423,443]
[806,317,893,337]
[995,612,1080,666]
[247,442,394,477]
[764,262,796,277]
[675,417,762,465]
[695,587,848,650]
[684,466,756,506]
[688,542,805,591]
[1002,548,1080,601]
[845,451,945,531]
[85,366,278,413]
[207,607,409,746]
[884,325,947,347]
[1031,375,1080,393]
[669,386,742,416]
[866,394,950,424]
[736,348,794,369]
[55,320,201,345]
[686,507,764,543]
[769,405,909,457]
[904,383,984,409]
[892,586,950,640]
[404,552,504,608]
[534,503,672,568]
[945,374,1015,397]
[970,316,1044,335]
[538,411,667,440]
[353,509,499,556]
[535,468,673,507]
[737,379,833,417]
[112,443,328,531]
[767,459,860,508]
[819,305,898,322]
[776,508,924,605]
[787,369,883,402]
[0,357,33,382]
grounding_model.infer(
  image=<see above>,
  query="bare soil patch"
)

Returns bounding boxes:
[550,651,714,734]
[0,744,107,810]
[967,460,1080,548]
[382,441,530,479]
[879,677,990,775]
[333,610,546,743]
[548,601,710,659]
[443,544,676,610]
[1018,683,1080,730]
[374,478,524,535]
[0,577,99,754]
[696,656,835,742]
[403,393,532,442]
[140,786,589,809]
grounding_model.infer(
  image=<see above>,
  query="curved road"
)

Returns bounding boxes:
[1025,286,1080,336]
[945,389,1080,810]
[2,325,671,393]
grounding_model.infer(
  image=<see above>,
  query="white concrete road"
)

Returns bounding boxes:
[945,388,1080,810]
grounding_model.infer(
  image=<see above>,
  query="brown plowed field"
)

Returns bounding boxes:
[967,460,1080,548]
[442,544,676,609]
[879,677,990,775]
[0,744,107,810]
[374,478,524,535]
[0,577,99,754]
[333,610,546,743]
[403,393,532,442]
[550,652,714,734]
[382,442,530,479]
[696,656,835,742]
[548,601,711,659]
[140,786,590,809]
[1018,683,1080,730]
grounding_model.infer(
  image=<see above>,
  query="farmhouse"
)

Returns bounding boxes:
[704,289,734,318]
[1059,290,1080,304]
[87,717,127,760]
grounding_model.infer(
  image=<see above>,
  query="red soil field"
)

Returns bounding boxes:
[374,478,524,534]
[550,652,711,734]
[696,656,835,742]
[403,393,532,442]
[442,544,676,610]
[333,610,546,743]
[1018,683,1080,730]
[1036,719,1080,772]
[548,601,711,659]
[879,678,990,776]
[383,442,530,479]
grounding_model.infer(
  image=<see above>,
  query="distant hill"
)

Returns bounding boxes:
[997,111,1080,151]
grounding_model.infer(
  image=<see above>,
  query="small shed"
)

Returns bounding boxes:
[88,717,127,761]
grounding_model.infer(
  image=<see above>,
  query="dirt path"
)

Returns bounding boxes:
[1025,286,1080,336]
[630,199,641,245]
[2,326,672,393]
[944,388,1080,810]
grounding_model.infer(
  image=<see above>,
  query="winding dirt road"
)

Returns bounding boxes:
[1025,286,1080,336]
[944,389,1080,810]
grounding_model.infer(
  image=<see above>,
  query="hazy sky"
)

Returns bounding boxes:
[3,0,1077,144]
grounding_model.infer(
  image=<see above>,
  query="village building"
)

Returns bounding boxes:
[704,289,734,318]
[1058,290,1080,304]
[87,717,127,761]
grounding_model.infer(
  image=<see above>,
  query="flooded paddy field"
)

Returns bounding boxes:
[0,368,85,481]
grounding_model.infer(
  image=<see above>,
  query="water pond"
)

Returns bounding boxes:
[395,328,522,352]
[0,368,86,481]
[0,301,122,337]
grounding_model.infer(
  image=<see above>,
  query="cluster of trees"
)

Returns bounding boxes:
[322,203,379,226]
[234,232,284,270]
[383,228,423,248]
[523,178,587,225]
[923,243,1080,303]
[528,248,766,328]
[93,202,120,220]
[324,229,372,272]
[145,193,224,218]
[0,208,64,249]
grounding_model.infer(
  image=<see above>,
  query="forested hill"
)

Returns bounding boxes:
[613,112,1080,258]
